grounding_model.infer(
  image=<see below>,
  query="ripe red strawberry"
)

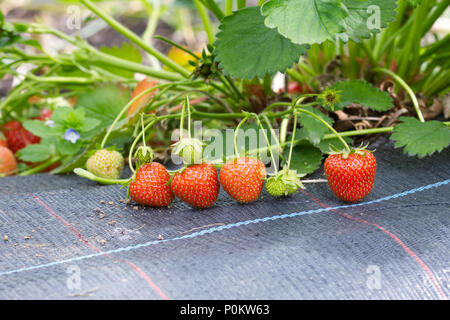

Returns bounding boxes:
[219,157,266,204]
[129,162,173,207]
[0,133,7,148]
[171,163,219,208]
[324,150,377,202]
[0,146,18,176]
[2,121,40,154]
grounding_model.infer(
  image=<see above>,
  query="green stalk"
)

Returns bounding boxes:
[286,68,304,84]
[285,112,297,171]
[74,168,130,185]
[142,0,162,70]
[226,0,233,15]
[80,0,189,77]
[212,122,450,165]
[199,0,225,20]
[101,82,189,148]
[296,108,351,153]
[373,68,425,122]
[360,40,377,67]
[234,115,250,157]
[237,0,246,9]
[254,114,278,173]
[194,0,215,44]
[128,114,180,172]
[397,3,426,79]
[262,114,282,157]
[18,156,63,176]
[141,114,147,146]
[187,97,192,137]
[31,25,182,81]
[421,0,449,37]
[26,75,97,84]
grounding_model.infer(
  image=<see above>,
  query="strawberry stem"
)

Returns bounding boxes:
[179,97,186,140]
[296,108,351,154]
[254,114,278,173]
[74,168,130,186]
[187,96,192,137]
[234,114,250,158]
[100,81,190,149]
[286,112,298,172]
[141,113,147,147]
[18,156,63,176]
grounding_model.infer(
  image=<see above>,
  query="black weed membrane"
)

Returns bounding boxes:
[0,137,449,299]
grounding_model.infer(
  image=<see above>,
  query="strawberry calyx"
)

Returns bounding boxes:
[134,145,154,168]
[266,168,305,197]
[326,143,374,159]
[171,137,204,165]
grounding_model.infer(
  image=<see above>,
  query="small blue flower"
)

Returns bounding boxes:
[64,128,80,144]
[45,120,55,128]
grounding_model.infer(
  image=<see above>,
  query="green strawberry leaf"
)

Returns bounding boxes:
[340,0,398,42]
[56,140,82,156]
[282,142,323,175]
[262,0,347,45]
[299,106,334,145]
[214,6,309,79]
[23,120,62,138]
[262,0,397,45]
[17,144,52,163]
[75,84,130,128]
[391,117,450,158]
[80,117,101,132]
[330,79,393,111]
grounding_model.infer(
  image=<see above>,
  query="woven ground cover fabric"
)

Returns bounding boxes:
[0,137,449,299]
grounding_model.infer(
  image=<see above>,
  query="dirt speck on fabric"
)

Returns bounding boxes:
[24,235,32,240]
[158,234,164,240]
[3,235,8,241]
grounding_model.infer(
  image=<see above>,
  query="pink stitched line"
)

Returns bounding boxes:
[32,194,170,300]
[301,190,448,300]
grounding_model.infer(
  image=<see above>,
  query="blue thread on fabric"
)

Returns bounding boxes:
[0,179,448,278]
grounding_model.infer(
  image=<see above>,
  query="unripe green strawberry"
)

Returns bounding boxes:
[219,157,266,204]
[266,169,305,197]
[324,149,376,202]
[86,149,124,180]
[265,178,286,197]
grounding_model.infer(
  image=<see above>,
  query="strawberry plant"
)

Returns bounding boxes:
[0,0,448,204]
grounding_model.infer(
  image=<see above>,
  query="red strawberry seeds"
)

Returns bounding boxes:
[171,163,219,208]
[324,150,377,202]
[219,157,266,204]
[129,162,173,207]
